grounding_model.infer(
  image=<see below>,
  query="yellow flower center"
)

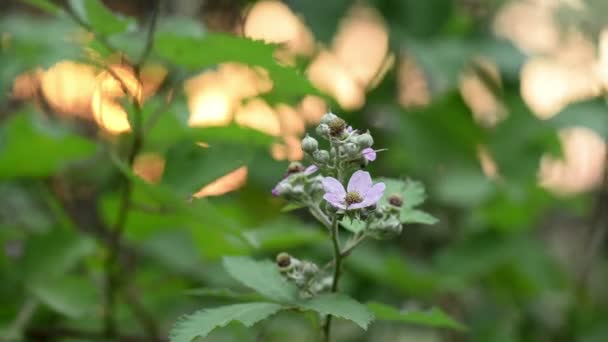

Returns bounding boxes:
[345,191,363,205]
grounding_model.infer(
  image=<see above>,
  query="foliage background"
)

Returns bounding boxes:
[1,0,608,341]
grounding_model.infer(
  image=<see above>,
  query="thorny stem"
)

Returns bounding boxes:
[322,214,342,342]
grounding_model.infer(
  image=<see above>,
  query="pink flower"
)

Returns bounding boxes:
[322,170,385,210]
[362,148,376,161]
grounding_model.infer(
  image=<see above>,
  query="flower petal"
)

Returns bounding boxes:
[361,182,385,207]
[362,148,376,161]
[322,177,346,197]
[347,170,372,194]
[324,193,346,209]
[304,165,319,175]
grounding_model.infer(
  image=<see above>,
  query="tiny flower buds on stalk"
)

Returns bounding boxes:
[316,124,330,138]
[356,132,374,148]
[313,150,330,164]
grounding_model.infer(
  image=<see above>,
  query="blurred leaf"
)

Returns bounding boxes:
[154,33,321,102]
[367,301,465,330]
[0,112,97,179]
[222,256,298,303]
[284,0,351,43]
[28,275,98,318]
[170,302,283,342]
[161,141,253,197]
[242,219,326,251]
[22,229,96,283]
[549,98,608,141]
[280,203,307,212]
[434,167,494,207]
[22,0,61,14]
[347,247,440,297]
[298,293,374,330]
[70,0,134,35]
[140,230,206,279]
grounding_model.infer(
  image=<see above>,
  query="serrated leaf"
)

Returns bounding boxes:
[170,302,283,342]
[401,209,438,225]
[222,257,298,303]
[298,293,374,330]
[71,0,134,35]
[28,275,98,318]
[367,301,465,330]
[22,0,61,14]
[185,288,264,302]
[340,217,366,233]
[154,33,321,103]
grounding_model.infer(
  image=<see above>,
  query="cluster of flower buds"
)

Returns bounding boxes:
[302,112,377,170]
[276,252,329,296]
[271,161,323,201]
[365,194,404,239]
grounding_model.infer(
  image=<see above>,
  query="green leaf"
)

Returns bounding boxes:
[170,302,283,342]
[0,112,97,179]
[434,167,494,207]
[367,301,465,330]
[402,209,439,225]
[22,0,61,14]
[154,33,321,102]
[71,0,134,35]
[298,293,374,330]
[340,217,366,233]
[285,0,351,43]
[22,229,96,283]
[222,256,298,303]
[161,141,253,197]
[280,203,307,212]
[185,288,264,302]
[28,275,98,318]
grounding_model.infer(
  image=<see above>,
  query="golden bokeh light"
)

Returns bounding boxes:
[244,0,314,56]
[193,166,248,198]
[540,127,607,195]
[459,58,506,127]
[333,5,389,86]
[40,61,97,119]
[235,99,281,136]
[397,54,430,108]
[91,64,143,134]
[133,153,165,184]
[297,95,327,124]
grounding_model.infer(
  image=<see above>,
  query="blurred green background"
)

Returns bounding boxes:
[1,0,608,341]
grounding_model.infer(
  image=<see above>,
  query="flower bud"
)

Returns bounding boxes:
[301,262,319,277]
[356,132,374,148]
[320,112,338,125]
[343,143,359,158]
[301,134,318,154]
[388,194,403,207]
[328,117,347,137]
[287,161,305,174]
[316,123,330,137]
[276,252,292,272]
[313,150,330,164]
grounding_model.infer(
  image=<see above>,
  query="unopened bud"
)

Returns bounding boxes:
[343,143,359,158]
[328,118,347,137]
[276,252,292,271]
[316,123,330,138]
[301,134,319,154]
[313,150,330,164]
[369,216,402,239]
[388,194,403,207]
[287,161,305,174]
[356,133,374,148]
[320,112,338,125]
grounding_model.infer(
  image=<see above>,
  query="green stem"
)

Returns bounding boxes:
[322,214,342,342]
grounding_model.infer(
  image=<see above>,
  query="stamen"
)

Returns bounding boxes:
[345,191,363,205]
